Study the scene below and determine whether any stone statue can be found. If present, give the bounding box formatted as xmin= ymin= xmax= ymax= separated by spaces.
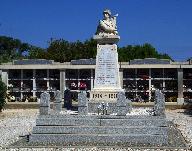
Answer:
xmin=96 ymin=9 xmax=118 ymax=36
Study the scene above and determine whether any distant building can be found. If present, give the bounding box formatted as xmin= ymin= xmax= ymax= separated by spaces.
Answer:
xmin=0 ymin=58 xmax=192 ymax=104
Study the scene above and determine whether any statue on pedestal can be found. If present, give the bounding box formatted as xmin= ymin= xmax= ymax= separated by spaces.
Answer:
xmin=96 ymin=9 xmax=118 ymax=36
xmin=90 ymin=9 xmax=122 ymax=106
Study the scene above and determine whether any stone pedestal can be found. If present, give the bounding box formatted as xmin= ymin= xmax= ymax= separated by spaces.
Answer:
xmin=90 ymin=35 xmax=123 ymax=103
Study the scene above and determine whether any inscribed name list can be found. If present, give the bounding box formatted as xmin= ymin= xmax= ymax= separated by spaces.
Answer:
xmin=95 ymin=45 xmax=119 ymax=88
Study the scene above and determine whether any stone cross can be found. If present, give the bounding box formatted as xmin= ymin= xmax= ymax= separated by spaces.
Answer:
xmin=154 ymin=90 xmax=165 ymax=116
xmin=40 ymin=92 xmax=50 ymax=115
xmin=116 ymin=91 xmax=132 ymax=116
xmin=53 ymin=91 xmax=62 ymax=114
xmin=78 ymin=92 xmax=88 ymax=115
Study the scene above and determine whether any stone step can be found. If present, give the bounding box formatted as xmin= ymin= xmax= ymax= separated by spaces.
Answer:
xmin=36 ymin=118 xmax=167 ymax=127
xmin=29 ymin=133 xmax=168 ymax=145
xmin=38 ymin=114 xmax=164 ymax=120
xmin=32 ymin=125 xmax=168 ymax=135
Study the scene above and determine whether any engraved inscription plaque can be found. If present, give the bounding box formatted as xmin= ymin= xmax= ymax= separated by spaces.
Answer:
xmin=94 ymin=44 xmax=121 ymax=90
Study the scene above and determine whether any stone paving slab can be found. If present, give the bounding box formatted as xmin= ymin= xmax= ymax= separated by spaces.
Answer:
xmin=39 ymin=114 xmax=165 ymax=119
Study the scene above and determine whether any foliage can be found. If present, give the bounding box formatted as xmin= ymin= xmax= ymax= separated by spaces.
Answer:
xmin=46 ymin=40 xmax=171 ymax=62
xmin=0 ymin=79 xmax=7 ymax=112
xmin=28 ymin=46 xmax=46 ymax=59
xmin=46 ymin=38 xmax=97 ymax=62
xmin=0 ymin=36 xmax=172 ymax=63
xmin=0 ymin=36 xmax=30 ymax=64
xmin=118 ymin=43 xmax=172 ymax=62
xmin=166 ymin=96 xmax=177 ymax=102
xmin=187 ymin=57 xmax=192 ymax=61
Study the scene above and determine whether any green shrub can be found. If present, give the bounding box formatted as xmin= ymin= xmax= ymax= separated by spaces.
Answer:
xmin=0 ymin=80 xmax=7 ymax=112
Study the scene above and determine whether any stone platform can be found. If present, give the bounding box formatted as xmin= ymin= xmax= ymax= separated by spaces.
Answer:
xmin=30 ymin=114 xmax=169 ymax=146
xmin=26 ymin=91 xmax=187 ymax=148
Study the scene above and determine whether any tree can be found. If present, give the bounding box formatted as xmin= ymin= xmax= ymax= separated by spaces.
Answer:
xmin=82 ymin=39 xmax=97 ymax=59
xmin=0 ymin=79 xmax=7 ymax=112
xmin=0 ymin=36 xmax=31 ymax=64
xmin=118 ymin=43 xmax=172 ymax=62
xmin=0 ymin=36 xmax=172 ymax=63
xmin=46 ymin=38 xmax=97 ymax=62
xmin=28 ymin=46 xmax=47 ymax=59
xmin=47 ymin=39 xmax=71 ymax=62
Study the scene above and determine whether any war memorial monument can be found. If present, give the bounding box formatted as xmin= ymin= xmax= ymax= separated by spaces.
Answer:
xmin=9 ymin=9 xmax=186 ymax=149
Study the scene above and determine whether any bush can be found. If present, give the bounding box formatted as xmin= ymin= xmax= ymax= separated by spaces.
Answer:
xmin=166 ymin=96 xmax=177 ymax=102
xmin=0 ymin=80 xmax=7 ymax=112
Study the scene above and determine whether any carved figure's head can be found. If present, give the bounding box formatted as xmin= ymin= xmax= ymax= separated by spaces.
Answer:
xmin=103 ymin=9 xmax=111 ymax=17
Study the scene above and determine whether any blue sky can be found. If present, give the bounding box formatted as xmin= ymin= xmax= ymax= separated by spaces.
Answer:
xmin=0 ymin=0 xmax=192 ymax=61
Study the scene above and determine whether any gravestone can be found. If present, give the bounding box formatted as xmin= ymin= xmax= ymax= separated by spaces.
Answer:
xmin=117 ymin=92 xmax=132 ymax=116
xmin=64 ymin=89 xmax=72 ymax=109
xmin=53 ymin=91 xmax=62 ymax=114
xmin=78 ymin=92 xmax=88 ymax=115
xmin=154 ymin=90 xmax=165 ymax=116
xmin=39 ymin=92 xmax=50 ymax=115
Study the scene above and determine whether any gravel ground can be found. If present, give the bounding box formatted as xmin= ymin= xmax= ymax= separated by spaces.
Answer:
xmin=166 ymin=109 xmax=192 ymax=148
xmin=0 ymin=109 xmax=38 ymax=150
xmin=0 ymin=108 xmax=191 ymax=151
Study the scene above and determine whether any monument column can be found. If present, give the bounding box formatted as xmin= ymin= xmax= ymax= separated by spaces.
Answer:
xmin=32 ymin=69 xmax=36 ymax=98
xmin=60 ymin=69 xmax=66 ymax=99
xmin=1 ymin=70 xmax=8 ymax=86
xmin=177 ymin=68 xmax=184 ymax=105
xmin=162 ymin=68 xmax=165 ymax=91
xmin=91 ymin=69 xmax=94 ymax=90
xmin=149 ymin=68 xmax=152 ymax=101
xmin=1 ymin=70 xmax=8 ymax=103
xmin=47 ymin=69 xmax=50 ymax=90
xmin=21 ymin=69 xmax=23 ymax=100
xmin=119 ymin=69 xmax=124 ymax=89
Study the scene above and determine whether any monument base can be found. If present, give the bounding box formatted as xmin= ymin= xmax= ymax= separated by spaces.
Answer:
xmin=28 ymin=114 xmax=187 ymax=148
xmin=89 ymin=90 xmax=131 ymax=114
xmin=90 ymin=89 xmax=124 ymax=102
